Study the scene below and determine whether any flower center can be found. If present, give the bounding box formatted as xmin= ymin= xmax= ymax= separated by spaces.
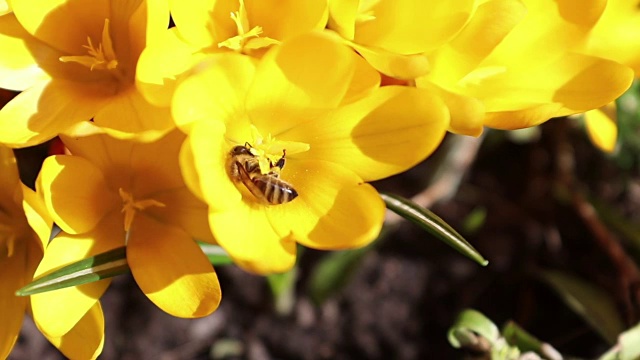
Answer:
xmin=119 ymin=188 xmax=165 ymax=233
xmin=217 ymin=0 xmax=280 ymax=53
xmin=244 ymin=125 xmax=309 ymax=174
xmin=59 ymin=19 xmax=124 ymax=80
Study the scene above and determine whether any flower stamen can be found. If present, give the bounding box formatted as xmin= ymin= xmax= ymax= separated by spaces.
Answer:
xmin=119 ymin=188 xmax=165 ymax=233
xmin=59 ymin=19 xmax=120 ymax=73
xmin=217 ymin=0 xmax=279 ymax=52
xmin=243 ymin=125 xmax=310 ymax=174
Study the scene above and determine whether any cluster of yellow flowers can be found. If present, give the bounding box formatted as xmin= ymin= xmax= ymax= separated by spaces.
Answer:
xmin=0 ymin=0 xmax=638 ymax=358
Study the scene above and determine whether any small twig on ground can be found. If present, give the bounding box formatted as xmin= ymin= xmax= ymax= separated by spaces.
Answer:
xmin=552 ymin=120 xmax=640 ymax=325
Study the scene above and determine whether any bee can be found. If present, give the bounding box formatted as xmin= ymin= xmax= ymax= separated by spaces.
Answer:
xmin=227 ymin=143 xmax=298 ymax=205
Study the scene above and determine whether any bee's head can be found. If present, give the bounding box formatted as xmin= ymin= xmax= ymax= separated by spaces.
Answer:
xmin=230 ymin=144 xmax=252 ymax=156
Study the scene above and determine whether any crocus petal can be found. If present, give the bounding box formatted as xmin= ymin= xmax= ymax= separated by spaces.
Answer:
xmin=354 ymin=0 xmax=475 ymax=54
xmin=11 ymin=0 xmax=109 ymax=54
xmin=0 ymin=13 xmax=49 ymax=91
xmin=60 ymin=127 xmax=186 ymax=196
xmin=38 ymin=155 xmax=119 ymax=234
xmin=584 ymin=103 xmax=617 ymax=153
xmin=127 ymin=215 xmax=221 ymax=318
xmin=247 ymin=32 xmax=360 ymax=135
xmin=136 ymin=28 xmax=198 ymax=107
xmin=172 ymin=53 xmax=256 ymax=131
xmin=21 ymin=184 xmax=53 ymax=249
xmin=327 ymin=0 xmax=358 ymax=40
xmin=0 ymin=79 xmax=111 ymax=147
xmin=279 ymin=86 xmax=449 ymax=182
xmin=169 ymin=0 xmax=221 ymax=48
xmin=417 ymin=82 xmax=485 ymax=137
xmin=580 ymin=0 xmax=640 ymax=75
xmin=181 ymin=120 xmax=242 ymax=211
xmin=0 ymin=240 xmax=36 ymax=359
xmin=484 ymin=0 xmax=606 ymax=69
xmin=93 ymin=87 xmax=175 ymax=142
xmin=127 ymin=0 xmax=170 ymax=57
xmin=31 ymin=216 xmax=122 ymax=338
xmin=425 ymin=0 xmax=527 ymax=86
xmin=0 ymin=0 xmax=10 ymax=15
xmin=349 ymin=41 xmax=430 ymax=79
xmin=268 ymin=159 xmax=384 ymax=250
xmin=480 ymin=54 xmax=633 ymax=129
xmin=145 ymin=187 xmax=214 ymax=244
xmin=209 ymin=203 xmax=297 ymax=274
xmin=246 ymin=0 xmax=328 ymax=40
xmin=43 ymin=303 xmax=105 ymax=360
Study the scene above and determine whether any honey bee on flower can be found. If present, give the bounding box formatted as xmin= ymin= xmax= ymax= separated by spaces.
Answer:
xmin=227 ymin=143 xmax=298 ymax=205
xmin=174 ymin=32 xmax=450 ymax=274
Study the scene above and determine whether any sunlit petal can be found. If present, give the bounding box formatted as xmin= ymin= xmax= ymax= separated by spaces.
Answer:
xmin=172 ymin=53 xmax=256 ymax=131
xmin=93 ymin=87 xmax=175 ymax=142
xmin=480 ymin=54 xmax=633 ymax=129
xmin=209 ymin=203 xmax=297 ymax=274
xmin=350 ymin=41 xmax=430 ymax=79
xmin=354 ymin=0 xmax=475 ymax=54
xmin=38 ymin=155 xmax=119 ymax=234
xmin=0 ymin=13 xmax=49 ymax=91
xmin=0 ymin=79 xmax=111 ymax=148
xmin=279 ymin=86 xmax=450 ymax=181
xmin=584 ymin=103 xmax=618 ymax=153
xmin=181 ymin=120 xmax=242 ymax=211
xmin=128 ymin=215 xmax=221 ymax=317
xmin=30 ymin=217 xmax=122 ymax=338
xmin=11 ymin=0 xmax=109 ymax=54
xmin=136 ymin=27 xmax=198 ymax=107
xmin=247 ymin=32 xmax=359 ymax=135
xmin=268 ymin=159 xmax=384 ymax=250
xmin=43 ymin=303 xmax=104 ymax=360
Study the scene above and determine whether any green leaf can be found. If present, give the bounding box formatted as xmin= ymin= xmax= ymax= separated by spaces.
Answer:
xmin=599 ymin=322 xmax=640 ymax=360
xmin=448 ymin=309 xmax=500 ymax=349
xmin=199 ymin=243 xmax=234 ymax=266
xmin=307 ymin=241 xmax=374 ymax=305
xmin=462 ymin=206 xmax=487 ymax=235
xmin=17 ymin=247 xmax=129 ymax=296
xmin=18 ymin=243 xmax=234 ymax=296
xmin=502 ymin=321 xmax=563 ymax=360
xmin=267 ymin=267 xmax=297 ymax=315
xmin=538 ymin=270 xmax=625 ymax=345
xmin=381 ymin=193 xmax=488 ymax=266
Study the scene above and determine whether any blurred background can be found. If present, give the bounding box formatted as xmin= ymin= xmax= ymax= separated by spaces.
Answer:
xmin=7 ymin=82 xmax=640 ymax=359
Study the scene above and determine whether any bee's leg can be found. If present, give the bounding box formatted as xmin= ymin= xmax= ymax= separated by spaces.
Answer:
xmin=274 ymin=150 xmax=286 ymax=170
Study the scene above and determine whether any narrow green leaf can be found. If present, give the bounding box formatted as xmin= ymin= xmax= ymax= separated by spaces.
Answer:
xmin=381 ymin=193 xmax=488 ymax=266
xmin=267 ymin=267 xmax=297 ymax=315
xmin=448 ymin=309 xmax=500 ymax=349
xmin=199 ymin=243 xmax=234 ymax=266
xmin=502 ymin=321 xmax=543 ymax=352
xmin=307 ymin=242 xmax=374 ymax=305
xmin=502 ymin=321 xmax=562 ymax=360
xmin=17 ymin=247 xmax=129 ymax=296
xmin=538 ymin=270 xmax=625 ymax=345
